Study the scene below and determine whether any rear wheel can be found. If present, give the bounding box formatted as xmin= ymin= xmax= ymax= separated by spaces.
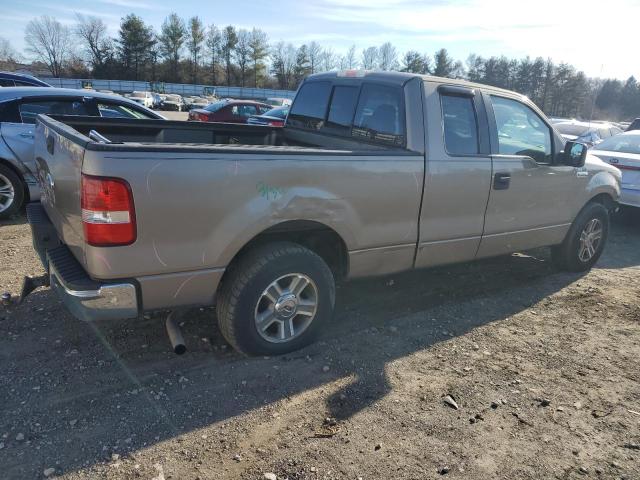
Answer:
xmin=0 ymin=164 xmax=24 ymax=220
xmin=551 ymin=202 xmax=609 ymax=272
xmin=217 ymin=242 xmax=335 ymax=356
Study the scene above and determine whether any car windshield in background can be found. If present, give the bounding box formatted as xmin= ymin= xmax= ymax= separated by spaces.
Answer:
xmin=593 ymin=134 xmax=640 ymax=154
xmin=204 ymin=101 xmax=227 ymax=112
xmin=264 ymin=107 xmax=288 ymax=118
xmin=165 ymin=95 xmax=181 ymax=102
xmin=555 ymin=123 xmax=589 ymax=136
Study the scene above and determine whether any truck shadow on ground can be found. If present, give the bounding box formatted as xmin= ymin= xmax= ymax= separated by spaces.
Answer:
xmin=2 ymin=222 xmax=639 ymax=478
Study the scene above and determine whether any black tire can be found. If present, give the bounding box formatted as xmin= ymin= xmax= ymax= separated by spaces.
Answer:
xmin=0 ymin=163 xmax=25 ymax=220
xmin=551 ymin=202 xmax=609 ymax=272
xmin=217 ymin=241 xmax=336 ymax=356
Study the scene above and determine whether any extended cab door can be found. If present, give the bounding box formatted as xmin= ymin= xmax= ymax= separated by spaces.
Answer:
xmin=414 ymin=83 xmax=493 ymax=268
xmin=476 ymin=93 xmax=578 ymax=258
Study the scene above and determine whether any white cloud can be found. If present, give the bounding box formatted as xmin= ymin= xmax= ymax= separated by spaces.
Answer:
xmin=302 ymin=0 xmax=640 ymax=78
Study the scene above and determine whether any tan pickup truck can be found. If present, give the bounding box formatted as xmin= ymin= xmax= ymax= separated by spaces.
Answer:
xmin=26 ymin=71 xmax=621 ymax=355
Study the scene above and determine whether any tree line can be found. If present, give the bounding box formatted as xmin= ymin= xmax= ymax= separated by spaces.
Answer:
xmin=1 ymin=14 xmax=638 ymax=121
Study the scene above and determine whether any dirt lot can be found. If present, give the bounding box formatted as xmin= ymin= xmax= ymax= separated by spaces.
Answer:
xmin=0 ymin=212 xmax=639 ymax=480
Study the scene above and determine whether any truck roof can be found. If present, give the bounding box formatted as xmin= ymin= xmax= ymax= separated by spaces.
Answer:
xmin=306 ymin=70 xmax=525 ymax=100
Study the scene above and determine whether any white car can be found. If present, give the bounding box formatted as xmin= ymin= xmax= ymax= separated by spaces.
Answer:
xmin=127 ymin=91 xmax=154 ymax=109
xmin=591 ymin=131 xmax=640 ymax=208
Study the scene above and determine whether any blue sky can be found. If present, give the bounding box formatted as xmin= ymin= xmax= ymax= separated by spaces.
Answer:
xmin=1 ymin=0 xmax=637 ymax=80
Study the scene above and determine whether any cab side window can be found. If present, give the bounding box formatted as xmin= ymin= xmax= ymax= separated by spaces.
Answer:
xmin=490 ymin=96 xmax=552 ymax=163
xmin=440 ymin=94 xmax=479 ymax=155
xmin=352 ymin=83 xmax=405 ymax=146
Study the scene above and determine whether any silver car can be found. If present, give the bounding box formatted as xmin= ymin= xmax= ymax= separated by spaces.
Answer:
xmin=0 ymin=87 xmax=163 ymax=218
xmin=555 ymin=120 xmax=623 ymax=147
xmin=591 ymin=131 xmax=640 ymax=208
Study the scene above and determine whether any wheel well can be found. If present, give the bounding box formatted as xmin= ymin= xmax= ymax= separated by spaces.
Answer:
xmin=228 ymin=220 xmax=349 ymax=280
xmin=0 ymin=158 xmax=28 ymax=198
xmin=589 ymin=193 xmax=616 ymax=212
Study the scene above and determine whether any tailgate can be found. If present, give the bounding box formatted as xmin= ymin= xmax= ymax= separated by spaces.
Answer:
xmin=34 ymin=115 xmax=89 ymax=266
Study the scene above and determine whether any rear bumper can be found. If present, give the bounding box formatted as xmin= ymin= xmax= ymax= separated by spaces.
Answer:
xmin=27 ymin=203 xmax=139 ymax=321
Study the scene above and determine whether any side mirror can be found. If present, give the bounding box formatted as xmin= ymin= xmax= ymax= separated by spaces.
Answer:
xmin=562 ymin=141 xmax=587 ymax=167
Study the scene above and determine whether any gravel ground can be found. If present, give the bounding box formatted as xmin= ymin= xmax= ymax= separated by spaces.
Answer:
xmin=0 ymin=211 xmax=639 ymax=480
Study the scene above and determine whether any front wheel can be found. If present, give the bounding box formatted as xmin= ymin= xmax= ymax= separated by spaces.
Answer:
xmin=217 ymin=242 xmax=335 ymax=356
xmin=551 ymin=202 xmax=609 ymax=272
xmin=0 ymin=164 xmax=25 ymax=220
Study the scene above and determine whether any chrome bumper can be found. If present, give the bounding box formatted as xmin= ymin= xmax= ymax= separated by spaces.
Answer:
xmin=48 ymin=260 xmax=139 ymax=322
xmin=27 ymin=203 xmax=139 ymax=322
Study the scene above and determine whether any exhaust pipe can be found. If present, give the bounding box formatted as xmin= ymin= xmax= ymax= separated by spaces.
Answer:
xmin=165 ymin=313 xmax=186 ymax=355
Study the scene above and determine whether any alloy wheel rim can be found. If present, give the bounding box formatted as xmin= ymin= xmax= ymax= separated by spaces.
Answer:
xmin=254 ymin=273 xmax=318 ymax=343
xmin=0 ymin=173 xmax=15 ymax=213
xmin=578 ymin=218 xmax=603 ymax=262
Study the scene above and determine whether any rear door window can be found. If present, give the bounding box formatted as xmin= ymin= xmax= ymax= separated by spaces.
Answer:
xmin=288 ymin=81 xmax=331 ymax=130
xmin=0 ymin=79 xmax=15 ymax=87
xmin=326 ymin=86 xmax=359 ymax=133
xmin=440 ymin=94 xmax=479 ymax=155
xmin=352 ymin=84 xmax=405 ymax=146
xmin=18 ymin=99 xmax=89 ymax=124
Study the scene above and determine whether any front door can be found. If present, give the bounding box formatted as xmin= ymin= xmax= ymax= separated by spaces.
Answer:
xmin=415 ymin=83 xmax=493 ymax=268
xmin=477 ymin=94 xmax=578 ymax=258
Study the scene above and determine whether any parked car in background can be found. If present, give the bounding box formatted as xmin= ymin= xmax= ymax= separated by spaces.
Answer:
xmin=554 ymin=120 xmax=622 ymax=147
xmin=626 ymin=118 xmax=640 ymax=131
xmin=160 ymin=94 xmax=186 ymax=111
xmin=247 ymin=106 xmax=289 ymax=127
xmin=127 ymin=91 xmax=155 ymax=109
xmin=549 ymin=117 xmax=572 ymax=124
xmin=265 ymin=97 xmax=293 ymax=107
xmin=185 ymin=96 xmax=209 ymax=110
xmin=188 ymin=99 xmax=271 ymax=123
xmin=151 ymin=92 xmax=163 ymax=109
xmin=28 ymin=71 xmax=620 ymax=356
xmin=0 ymin=87 xmax=163 ymax=218
xmin=0 ymin=72 xmax=51 ymax=88
xmin=591 ymin=131 xmax=640 ymax=208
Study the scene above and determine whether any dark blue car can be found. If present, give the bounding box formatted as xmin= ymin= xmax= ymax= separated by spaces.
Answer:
xmin=0 ymin=72 xmax=51 ymax=88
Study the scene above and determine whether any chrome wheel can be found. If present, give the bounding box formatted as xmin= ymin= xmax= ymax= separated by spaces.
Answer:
xmin=0 ymin=173 xmax=15 ymax=213
xmin=254 ymin=273 xmax=318 ymax=343
xmin=578 ymin=218 xmax=603 ymax=262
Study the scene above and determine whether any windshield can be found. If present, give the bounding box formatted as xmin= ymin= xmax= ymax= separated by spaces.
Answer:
xmin=165 ymin=95 xmax=181 ymax=102
xmin=555 ymin=123 xmax=589 ymax=136
xmin=593 ymin=134 xmax=640 ymax=154
xmin=204 ymin=101 xmax=227 ymax=112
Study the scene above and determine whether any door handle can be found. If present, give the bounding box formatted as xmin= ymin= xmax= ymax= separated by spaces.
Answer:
xmin=19 ymin=132 xmax=34 ymax=138
xmin=493 ymin=172 xmax=511 ymax=190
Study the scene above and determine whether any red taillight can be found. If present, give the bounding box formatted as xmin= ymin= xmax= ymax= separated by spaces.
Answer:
xmin=267 ymin=120 xmax=284 ymax=127
xmin=190 ymin=112 xmax=209 ymax=122
xmin=81 ymin=174 xmax=136 ymax=246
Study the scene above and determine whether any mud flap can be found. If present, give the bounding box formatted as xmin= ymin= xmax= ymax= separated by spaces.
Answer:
xmin=19 ymin=274 xmax=50 ymax=304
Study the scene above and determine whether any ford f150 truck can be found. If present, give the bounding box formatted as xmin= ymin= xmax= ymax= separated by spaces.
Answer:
xmin=26 ymin=71 xmax=621 ymax=356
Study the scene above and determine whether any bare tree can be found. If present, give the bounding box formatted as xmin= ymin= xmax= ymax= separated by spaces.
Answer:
xmin=205 ymin=25 xmax=221 ymax=85
xmin=186 ymin=16 xmax=205 ymax=83
xmin=319 ymin=48 xmax=336 ymax=72
xmin=307 ymin=41 xmax=322 ymax=74
xmin=221 ymin=25 xmax=238 ymax=86
xmin=248 ymin=28 xmax=268 ymax=87
xmin=235 ymin=29 xmax=250 ymax=87
xmin=0 ymin=37 xmax=18 ymax=61
xmin=75 ymin=15 xmax=111 ymax=74
xmin=345 ymin=44 xmax=357 ymax=69
xmin=270 ymin=41 xmax=296 ymax=89
xmin=361 ymin=46 xmax=378 ymax=70
xmin=25 ymin=16 xmax=72 ymax=77
xmin=378 ymin=42 xmax=398 ymax=71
